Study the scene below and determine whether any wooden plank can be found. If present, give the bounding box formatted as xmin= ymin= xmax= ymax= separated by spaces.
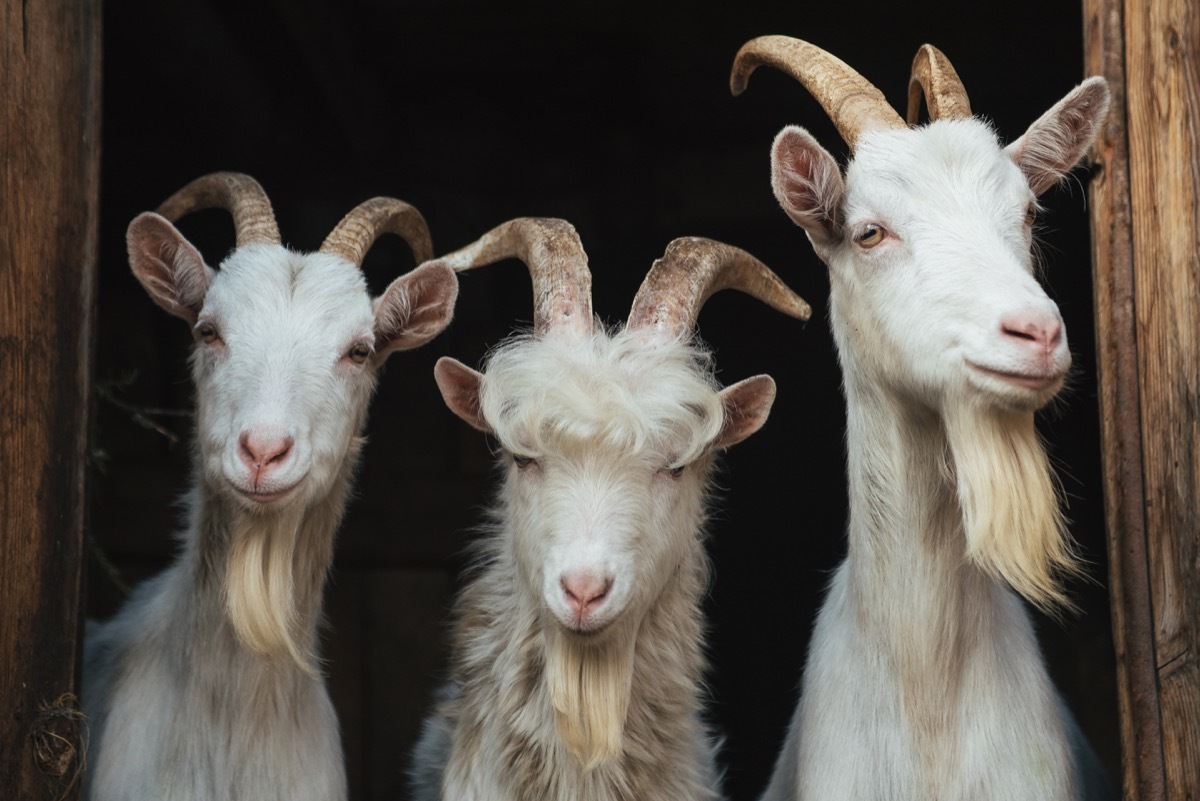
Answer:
xmin=1124 ymin=0 xmax=1200 ymax=795
xmin=0 ymin=1 xmax=101 ymax=799
xmin=1087 ymin=0 xmax=1200 ymax=795
xmin=1081 ymin=4 xmax=1167 ymax=798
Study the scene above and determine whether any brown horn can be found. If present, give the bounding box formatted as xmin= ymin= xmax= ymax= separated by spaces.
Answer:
xmin=731 ymin=35 xmax=906 ymax=150
xmin=439 ymin=217 xmax=592 ymax=337
xmin=627 ymin=237 xmax=811 ymax=336
xmin=907 ymin=44 xmax=972 ymax=125
xmin=156 ymin=172 xmax=280 ymax=247
xmin=320 ymin=197 xmax=434 ymax=268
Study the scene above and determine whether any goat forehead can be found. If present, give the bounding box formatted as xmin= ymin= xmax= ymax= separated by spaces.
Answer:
xmin=205 ymin=247 xmax=375 ymax=343
xmin=849 ymin=122 xmax=1029 ymax=220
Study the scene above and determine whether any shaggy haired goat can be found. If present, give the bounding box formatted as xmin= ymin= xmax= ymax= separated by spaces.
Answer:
xmin=82 ymin=172 xmax=457 ymax=801
xmin=730 ymin=38 xmax=1112 ymax=801
xmin=409 ymin=218 xmax=810 ymax=801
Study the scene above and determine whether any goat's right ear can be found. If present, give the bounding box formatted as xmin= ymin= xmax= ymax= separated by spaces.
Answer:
xmin=127 ymin=212 xmax=213 ymax=324
xmin=373 ymin=261 xmax=459 ymax=359
xmin=434 ymin=357 xmax=492 ymax=433
xmin=770 ymin=126 xmax=844 ymax=246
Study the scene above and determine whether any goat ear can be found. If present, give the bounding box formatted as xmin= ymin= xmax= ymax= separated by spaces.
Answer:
xmin=713 ymin=374 xmax=776 ymax=450
xmin=1005 ymin=77 xmax=1111 ymax=197
xmin=373 ymin=261 xmax=459 ymax=359
xmin=127 ymin=212 xmax=213 ymax=324
xmin=434 ymin=357 xmax=491 ymax=433
xmin=771 ymin=126 xmax=845 ymax=246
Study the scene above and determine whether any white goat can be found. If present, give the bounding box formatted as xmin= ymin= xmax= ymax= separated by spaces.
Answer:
xmin=82 ymin=172 xmax=458 ymax=801
xmin=408 ymin=218 xmax=810 ymax=801
xmin=731 ymin=38 xmax=1113 ymax=801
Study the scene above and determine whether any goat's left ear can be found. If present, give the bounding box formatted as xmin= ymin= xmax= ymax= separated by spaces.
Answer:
xmin=1005 ymin=77 xmax=1111 ymax=196
xmin=372 ymin=260 xmax=458 ymax=359
xmin=713 ymin=375 xmax=776 ymax=450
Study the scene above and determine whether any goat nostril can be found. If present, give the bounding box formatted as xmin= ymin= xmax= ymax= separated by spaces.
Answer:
xmin=560 ymin=574 xmax=613 ymax=614
xmin=1000 ymin=314 xmax=1062 ymax=350
xmin=239 ymin=431 xmax=294 ymax=469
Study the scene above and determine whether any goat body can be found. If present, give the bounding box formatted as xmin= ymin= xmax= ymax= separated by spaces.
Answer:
xmin=82 ymin=176 xmax=457 ymax=801
xmin=731 ymin=40 xmax=1113 ymax=801
xmin=410 ymin=223 xmax=806 ymax=801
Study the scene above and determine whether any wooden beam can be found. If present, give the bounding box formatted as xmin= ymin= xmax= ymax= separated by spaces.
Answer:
xmin=1085 ymin=0 xmax=1199 ymax=796
xmin=0 ymin=1 xmax=101 ymax=799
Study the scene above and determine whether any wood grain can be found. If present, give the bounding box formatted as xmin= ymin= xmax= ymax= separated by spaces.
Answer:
xmin=1125 ymin=0 xmax=1200 ymax=795
xmin=1087 ymin=0 xmax=1200 ymax=796
xmin=0 ymin=1 xmax=101 ymax=799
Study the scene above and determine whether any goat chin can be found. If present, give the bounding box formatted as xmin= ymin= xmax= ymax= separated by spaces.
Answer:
xmin=943 ymin=401 xmax=1082 ymax=612
xmin=544 ymin=625 xmax=637 ymax=772
xmin=225 ymin=511 xmax=319 ymax=676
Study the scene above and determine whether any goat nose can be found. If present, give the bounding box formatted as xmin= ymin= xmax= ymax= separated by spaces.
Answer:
xmin=238 ymin=429 xmax=294 ymax=472
xmin=560 ymin=572 xmax=613 ymax=619
xmin=999 ymin=310 xmax=1063 ymax=354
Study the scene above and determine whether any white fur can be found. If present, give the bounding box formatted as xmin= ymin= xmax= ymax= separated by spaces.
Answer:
xmin=761 ymin=79 xmax=1111 ymax=800
xmin=83 ymin=241 xmax=450 ymax=801
xmin=411 ymin=328 xmax=742 ymax=801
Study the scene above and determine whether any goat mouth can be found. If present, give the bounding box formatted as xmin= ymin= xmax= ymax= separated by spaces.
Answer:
xmin=967 ymin=362 xmax=1065 ymax=392
xmin=228 ymin=480 xmax=301 ymax=506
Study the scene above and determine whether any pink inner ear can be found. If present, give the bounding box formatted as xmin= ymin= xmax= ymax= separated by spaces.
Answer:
xmin=127 ymin=213 xmax=210 ymax=323
xmin=433 ymin=357 xmax=491 ymax=433
xmin=714 ymin=375 xmax=776 ymax=450
xmin=374 ymin=262 xmax=458 ymax=356
xmin=770 ymin=127 xmax=844 ymax=242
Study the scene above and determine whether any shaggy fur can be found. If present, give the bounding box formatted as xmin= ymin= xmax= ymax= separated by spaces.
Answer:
xmin=412 ymin=328 xmax=771 ymax=801
xmin=83 ymin=231 xmax=456 ymax=801
xmin=756 ymin=70 xmax=1112 ymax=800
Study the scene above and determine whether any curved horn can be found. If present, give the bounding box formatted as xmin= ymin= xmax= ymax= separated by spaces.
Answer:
xmin=627 ymin=237 xmax=811 ymax=336
xmin=156 ymin=172 xmax=280 ymax=247
xmin=907 ymin=44 xmax=972 ymax=125
xmin=320 ymin=197 xmax=434 ymax=268
xmin=440 ymin=217 xmax=592 ymax=337
xmin=731 ymin=35 xmax=906 ymax=150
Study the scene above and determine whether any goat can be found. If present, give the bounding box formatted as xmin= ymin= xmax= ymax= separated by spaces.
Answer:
xmin=730 ymin=38 xmax=1113 ymax=801
xmin=408 ymin=218 xmax=810 ymax=801
xmin=81 ymin=172 xmax=458 ymax=801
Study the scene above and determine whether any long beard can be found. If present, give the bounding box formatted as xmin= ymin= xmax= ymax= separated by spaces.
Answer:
xmin=544 ymin=626 xmax=636 ymax=773
xmin=225 ymin=511 xmax=320 ymax=676
xmin=943 ymin=402 xmax=1082 ymax=612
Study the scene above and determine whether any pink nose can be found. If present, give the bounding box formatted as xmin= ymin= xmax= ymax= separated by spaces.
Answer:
xmin=238 ymin=429 xmax=294 ymax=477
xmin=561 ymin=572 xmax=613 ymax=621
xmin=1000 ymin=310 xmax=1063 ymax=354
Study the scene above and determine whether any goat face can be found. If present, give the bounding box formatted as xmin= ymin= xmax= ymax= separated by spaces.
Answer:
xmin=770 ymin=78 xmax=1109 ymax=414
xmin=128 ymin=219 xmax=458 ymax=513
xmin=436 ymin=332 xmax=775 ymax=637
xmin=189 ymin=247 xmax=380 ymax=509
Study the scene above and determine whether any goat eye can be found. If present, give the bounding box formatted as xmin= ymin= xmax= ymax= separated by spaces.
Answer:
xmin=347 ymin=342 xmax=372 ymax=364
xmin=856 ymin=225 xmax=885 ymax=248
xmin=195 ymin=321 xmax=220 ymax=344
xmin=512 ymin=454 xmax=536 ymax=469
xmin=667 ymin=465 xmax=685 ymax=478
xmin=1024 ymin=205 xmax=1038 ymax=226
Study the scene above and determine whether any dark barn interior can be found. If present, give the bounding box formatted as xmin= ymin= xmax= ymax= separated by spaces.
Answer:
xmin=89 ymin=2 xmax=1119 ymax=798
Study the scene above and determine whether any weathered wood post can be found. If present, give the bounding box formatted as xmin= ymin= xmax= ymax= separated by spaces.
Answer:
xmin=1084 ymin=0 xmax=1199 ymax=798
xmin=0 ymin=1 xmax=101 ymax=798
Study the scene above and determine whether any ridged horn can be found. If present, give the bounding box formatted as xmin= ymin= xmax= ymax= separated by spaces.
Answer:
xmin=731 ymin=35 xmax=906 ymax=150
xmin=627 ymin=237 xmax=811 ymax=336
xmin=156 ymin=172 xmax=280 ymax=247
xmin=907 ymin=44 xmax=972 ymax=125
xmin=439 ymin=218 xmax=592 ymax=337
xmin=320 ymin=197 xmax=434 ymax=268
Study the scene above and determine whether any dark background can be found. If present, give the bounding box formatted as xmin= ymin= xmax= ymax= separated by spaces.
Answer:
xmin=88 ymin=2 xmax=1118 ymax=799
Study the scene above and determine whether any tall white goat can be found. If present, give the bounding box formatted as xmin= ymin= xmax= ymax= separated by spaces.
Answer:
xmin=731 ymin=38 xmax=1113 ymax=801
xmin=82 ymin=172 xmax=458 ymax=801
xmin=408 ymin=218 xmax=810 ymax=801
